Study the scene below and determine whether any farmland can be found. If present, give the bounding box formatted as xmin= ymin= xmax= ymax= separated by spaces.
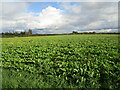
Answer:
xmin=1 ymin=34 xmax=120 ymax=88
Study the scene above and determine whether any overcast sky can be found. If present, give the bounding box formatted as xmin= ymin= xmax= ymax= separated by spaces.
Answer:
xmin=1 ymin=2 xmax=118 ymax=33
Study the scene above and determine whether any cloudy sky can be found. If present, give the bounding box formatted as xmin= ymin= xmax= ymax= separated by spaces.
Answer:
xmin=1 ymin=2 xmax=118 ymax=34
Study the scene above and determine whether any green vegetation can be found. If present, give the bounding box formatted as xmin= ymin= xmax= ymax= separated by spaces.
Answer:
xmin=1 ymin=29 xmax=32 ymax=37
xmin=1 ymin=34 xmax=120 ymax=88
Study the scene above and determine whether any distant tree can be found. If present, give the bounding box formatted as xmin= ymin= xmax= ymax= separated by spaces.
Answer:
xmin=25 ymin=31 xmax=29 ymax=37
xmin=28 ymin=29 xmax=32 ymax=35
xmin=83 ymin=32 xmax=88 ymax=34
xmin=20 ymin=32 xmax=25 ymax=37
xmin=93 ymin=31 xmax=96 ymax=34
xmin=14 ymin=32 xmax=19 ymax=36
xmin=72 ymin=31 xmax=78 ymax=34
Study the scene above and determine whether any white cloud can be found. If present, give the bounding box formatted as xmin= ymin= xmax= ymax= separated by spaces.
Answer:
xmin=38 ymin=6 xmax=63 ymax=28
xmin=1 ymin=2 xmax=118 ymax=33
xmin=15 ymin=29 xmax=24 ymax=32
xmin=2 ymin=2 xmax=29 ymax=20
xmin=59 ymin=2 xmax=118 ymax=32
xmin=95 ymin=29 xmax=118 ymax=33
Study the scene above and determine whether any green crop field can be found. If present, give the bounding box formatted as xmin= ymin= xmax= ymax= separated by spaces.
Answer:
xmin=1 ymin=34 xmax=120 ymax=88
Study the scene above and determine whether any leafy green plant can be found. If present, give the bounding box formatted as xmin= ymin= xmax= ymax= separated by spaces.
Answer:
xmin=2 ymin=34 xmax=120 ymax=88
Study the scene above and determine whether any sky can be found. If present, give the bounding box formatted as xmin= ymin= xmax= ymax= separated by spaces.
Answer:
xmin=1 ymin=2 xmax=119 ymax=34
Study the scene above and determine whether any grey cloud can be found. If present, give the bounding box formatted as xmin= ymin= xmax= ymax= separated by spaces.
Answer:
xmin=2 ymin=2 xmax=29 ymax=20
xmin=59 ymin=2 xmax=118 ymax=32
xmin=1 ymin=2 xmax=118 ymax=33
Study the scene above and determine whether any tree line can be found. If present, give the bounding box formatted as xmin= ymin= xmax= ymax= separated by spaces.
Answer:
xmin=0 ymin=30 xmax=119 ymax=38
xmin=1 ymin=29 xmax=32 ymax=37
